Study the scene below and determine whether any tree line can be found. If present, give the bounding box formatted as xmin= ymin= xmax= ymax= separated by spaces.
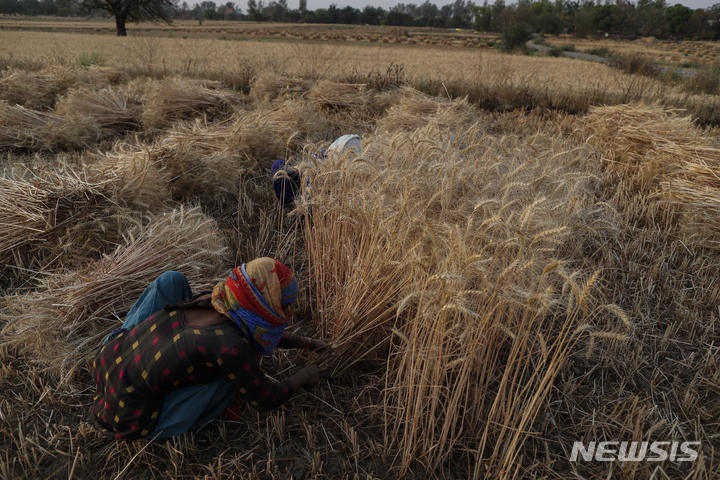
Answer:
xmin=2 ymin=0 xmax=719 ymax=41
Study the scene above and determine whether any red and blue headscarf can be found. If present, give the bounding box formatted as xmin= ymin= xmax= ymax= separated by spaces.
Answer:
xmin=211 ymin=258 xmax=298 ymax=356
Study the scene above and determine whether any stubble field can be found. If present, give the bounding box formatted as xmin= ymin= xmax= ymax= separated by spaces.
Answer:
xmin=0 ymin=24 xmax=719 ymax=480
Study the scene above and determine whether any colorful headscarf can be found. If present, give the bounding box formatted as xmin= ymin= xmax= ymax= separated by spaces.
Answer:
xmin=212 ymin=257 xmax=299 ymax=356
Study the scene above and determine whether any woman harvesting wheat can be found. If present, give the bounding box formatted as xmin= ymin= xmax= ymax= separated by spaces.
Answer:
xmin=92 ymin=257 xmax=332 ymax=440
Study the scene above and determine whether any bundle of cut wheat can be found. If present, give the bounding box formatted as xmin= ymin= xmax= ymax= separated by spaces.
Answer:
xmin=583 ymin=103 xmax=719 ymax=186
xmin=141 ymin=78 xmax=242 ymax=130
xmin=96 ymin=106 xmax=301 ymax=202
xmin=375 ymin=86 xmax=433 ymax=114
xmin=309 ymin=81 xmax=372 ymax=110
xmin=82 ymin=65 xmax=129 ymax=86
xmin=376 ymin=89 xmax=476 ymax=133
xmin=0 ymin=205 xmax=229 ymax=383
xmin=86 ymin=142 xmax=170 ymax=212
xmin=662 ymin=163 xmax=720 ymax=246
xmin=150 ymin=119 xmax=251 ymax=199
xmin=300 ymin=125 xmax=624 ymax=477
xmin=251 ymin=73 xmax=312 ymax=100
xmin=56 ymin=85 xmax=142 ymax=130
xmin=0 ymin=101 xmax=99 ymax=150
xmin=227 ymin=109 xmax=297 ymax=167
xmin=0 ymin=66 xmax=81 ymax=109
xmin=0 ymin=163 xmax=164 ymax=273
xmin=256 ymin=98 xmax=335 ymax=146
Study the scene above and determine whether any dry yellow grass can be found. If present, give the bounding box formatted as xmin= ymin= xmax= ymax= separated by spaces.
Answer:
xmin=55 ymin=84 xmax=142 ymax=130
xmin=584 ymin=102 xmax=720 ymax=247
xmin=0 ymin=31 xmax=683 ymax=99
xmin=0 ymin=29 xmax=719 ymax=480
xmin=3 ymin=31 xmax=719 ymax=124
xmin=0 ymin=101 xmax=99 ymax=149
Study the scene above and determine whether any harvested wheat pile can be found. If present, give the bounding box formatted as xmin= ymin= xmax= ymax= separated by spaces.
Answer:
xmin=585 ymin=102 xmax=720 ymax=245
xmin=0 ymin=101 xmax=99 ymax=150
xmin=82 ymin=65 xmax=129 ymax=85
xmin=141 ymin=78 xmax=242 ymax=130
xmin=376 ymin=88 xmax=476 ymax=133
xmin=375 ymin=86 xmax=433 ymax=113
xmin=227 ymin=108 xmax=298 ymax=167
xmin=0 ymin=66 xmax=127 ymax=110
xmin=300 ymin=124 xmax=626 ymax=476
xmin=583 ymin=102 xmax=720 ymax=187
xmin=251 ymin=73 xmax=312 ymax=100
xmin=0 ymin=66 xmax=81 ymax=109
xmin=662 ymin=163 xmax=720 ymax=246
xmin=151 ymin=119 xmax=253 ymax=199
xmin=56 ymin=85 xmax=142 ymax=130
xmin=0 ymin=160 xmax=166 ymax=274
xmin=99 ymin=107 xmax=299 ymax=201
xmin=0 ymin=205 xmax=229 ymax=383
xmin=310 ymin=81 xmax=373 ymax=110
xmin=256 ymin=98 xmax=336 ymax=146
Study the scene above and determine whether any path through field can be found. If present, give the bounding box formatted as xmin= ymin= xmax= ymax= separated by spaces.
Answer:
xmin=527 ymin=37 xmax=700 ymax=77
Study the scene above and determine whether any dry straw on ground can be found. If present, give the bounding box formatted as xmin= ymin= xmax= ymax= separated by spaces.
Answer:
xmin=585 ymin=102 xmax=720 ymax=246
xmin=0 ymin=65 xmax=128 ymax=110
xmin=0 ymin=53 xmax=719 ymax=479
xmin=310 ymin=81 xmax=373 ymax=111
xmin=375 ymin=86 xmax=476 ymax=133
xmin=251 ymin=73 xmax=312 ymax=100
xmin=141 ymin=78 xmax=242 ymax=130
xmin=0 ymin=101 xmax=99 ymax=150
xmin=1 ymin=205 xmax=229 ymax=383
xmin=55 ymin=85 xmax=142 ymax=130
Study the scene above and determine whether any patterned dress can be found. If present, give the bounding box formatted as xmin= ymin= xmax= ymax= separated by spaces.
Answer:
xmin=92 ymin=308 xmax=294 ymax=439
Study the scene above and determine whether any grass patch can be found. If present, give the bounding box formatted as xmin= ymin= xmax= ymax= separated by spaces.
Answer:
xmin=586 ymin=47 xmax=613 ymax=58
xmin=78 ymin=51 xmax=104 ymax=68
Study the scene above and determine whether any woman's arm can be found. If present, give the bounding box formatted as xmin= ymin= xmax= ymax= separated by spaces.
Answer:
xmin=219 ymin=342 xmax=323 ymax=413
xmin=278 ymin=332 xmax=336 ymax=356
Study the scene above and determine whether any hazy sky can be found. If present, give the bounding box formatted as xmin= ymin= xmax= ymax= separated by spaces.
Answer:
xmin=296 ymin=0 xmax=715 ymax=11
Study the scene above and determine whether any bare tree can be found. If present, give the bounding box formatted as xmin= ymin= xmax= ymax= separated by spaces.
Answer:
xmin=64 ymin=0 xmax=177 ymax=36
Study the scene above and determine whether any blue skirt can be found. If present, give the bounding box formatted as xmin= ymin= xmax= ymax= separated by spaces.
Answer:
xmin=115 ymin=271 xmax=236 ymax=440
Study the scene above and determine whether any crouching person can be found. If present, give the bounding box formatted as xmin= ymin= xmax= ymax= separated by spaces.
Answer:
xmin=92 ymin=258 xmax=331 ymax=440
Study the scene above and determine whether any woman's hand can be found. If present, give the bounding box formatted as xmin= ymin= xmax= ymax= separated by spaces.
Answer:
xmin=300 ymin=365 xmax=323 ymax=387
xmin=288 ymin=364 xmax=323 ymax=392
xmin=308 ymin=338 xmax=336 ymax=356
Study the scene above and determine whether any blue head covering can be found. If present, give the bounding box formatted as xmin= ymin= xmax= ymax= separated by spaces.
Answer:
xmin=271 ymin=160 xmax=302 ymax=208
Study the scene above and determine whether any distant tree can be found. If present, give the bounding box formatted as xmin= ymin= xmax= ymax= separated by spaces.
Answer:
xmin=683 ymin=7 xmax=711 ymax=39
xmin=327 ymin=3 xmax=339 ymax=23
xmin=62 ymin=0 xmax=176 ymax=35
xmin=359 ymin=5 xmax=383 ymax=24
xmin=419 ymin=0 xmax=438 ymax=22
xmin=536 ymin=12 xmax=563 ymax=34
xmin=665 ymin=3 xmax=693 ymax=37
xmin=339 ymin=5 xmax=359 ymax=24
xmin=502 ymin=20 xmax=532 ymax=50
xmin=298 ymin=0 xmax=305 ymax=15
xmin=198 ymin=0 xmax=217 ymax=19
xmin=247 ymin=0 xmax=262 ymax=20
xmin=573 ymin=7 xmax=594 ymax=37
xmin=637 ymin=0 xmax=667 ymax=37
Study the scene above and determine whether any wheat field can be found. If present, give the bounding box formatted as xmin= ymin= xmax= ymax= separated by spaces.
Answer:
xmin=0 ymin=28 xmax=719 ymax=480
